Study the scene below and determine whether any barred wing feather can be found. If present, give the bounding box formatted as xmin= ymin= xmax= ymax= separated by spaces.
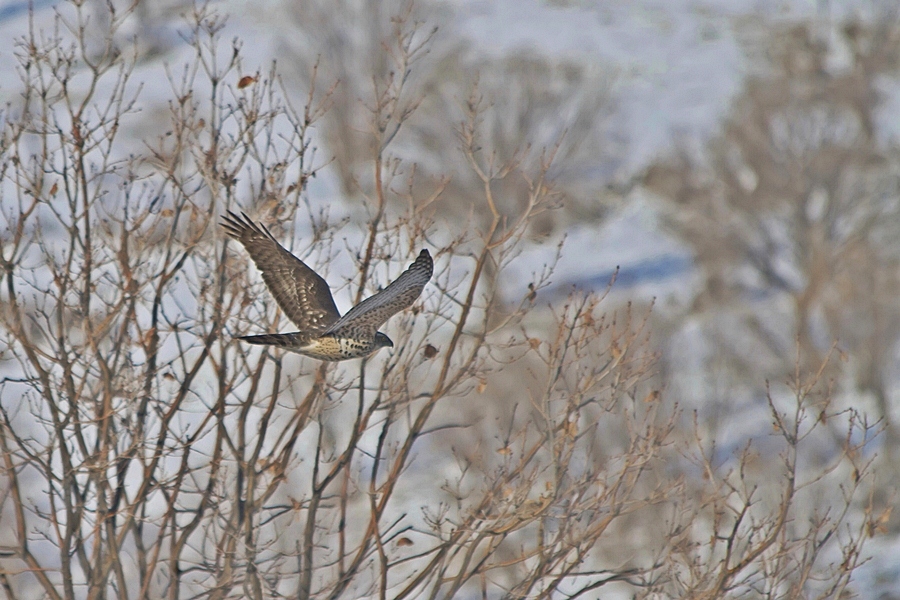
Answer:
xmin=324 ymin=249 xmax=432 ymax=336
xmin=221 ymin=211 xmax=340 ymax=334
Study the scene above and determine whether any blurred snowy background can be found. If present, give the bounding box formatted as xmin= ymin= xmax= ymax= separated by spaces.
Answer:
xmin=1 ymin=0 xmax=899 ymax=596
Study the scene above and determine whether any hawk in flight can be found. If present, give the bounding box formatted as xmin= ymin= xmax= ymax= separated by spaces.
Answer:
xmin=222 ymin=211 xmax=433 ymax=361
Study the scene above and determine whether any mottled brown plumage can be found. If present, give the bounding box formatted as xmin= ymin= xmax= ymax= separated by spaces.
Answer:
xmin=222 ymin=211 xmax=432 ymax=361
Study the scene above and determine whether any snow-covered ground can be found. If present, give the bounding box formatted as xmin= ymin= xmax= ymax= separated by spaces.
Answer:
xmin=0 ymin=0 xmax=864 ymax=301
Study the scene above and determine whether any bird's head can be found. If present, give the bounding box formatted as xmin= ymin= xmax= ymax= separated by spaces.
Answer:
xmin=374 ymin=332 xmax=394 ymax=351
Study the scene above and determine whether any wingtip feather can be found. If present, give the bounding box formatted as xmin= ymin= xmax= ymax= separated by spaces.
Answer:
xmin=416 ymin=248 xmax=433 ymax=273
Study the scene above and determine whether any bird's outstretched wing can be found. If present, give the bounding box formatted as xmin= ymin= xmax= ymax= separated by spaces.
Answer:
xmin=221 ymin=211 xmax=340 ymax=334
xmin=324 ymin=249 xmax=433 ymax=337
xmin=238 ymin=332 xmax=307 ymax=348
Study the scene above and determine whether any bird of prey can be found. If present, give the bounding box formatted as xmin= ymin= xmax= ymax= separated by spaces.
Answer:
xmin=221 ymin=211 xmax=432 ymax=361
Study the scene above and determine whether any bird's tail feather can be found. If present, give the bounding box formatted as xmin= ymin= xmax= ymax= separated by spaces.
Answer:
xmin=238 ymin=332 xmax=307 ymax=348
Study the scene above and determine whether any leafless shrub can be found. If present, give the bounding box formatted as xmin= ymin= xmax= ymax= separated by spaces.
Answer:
xmin=0 ymin=2 xmax=878 ymax=599
xmin=280 ymin=0 xmax=615 ymax=236
xmin=644 ymin=13 xmax=900 ymax=500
